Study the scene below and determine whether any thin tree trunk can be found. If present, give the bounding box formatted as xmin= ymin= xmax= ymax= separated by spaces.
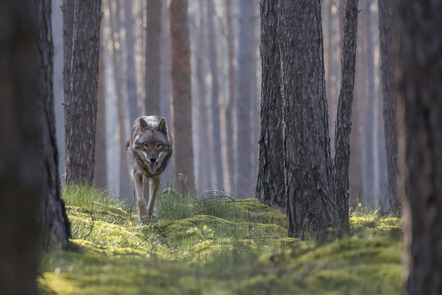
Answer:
xmin=64 ymin=0 xmax=102 ymax=185
xmin=207 ymin=0 xmax=224 ymax=190
xmin=256 ymin=0 xmax=285 ymax=208
xmin=94 ymin=13 xmax=108 ymax=190
xmin=279 ymin=0 xmax=338 ymax=241
xmin=125 ymin=0 xmax=139 ymax=123
xmin=145 ymin=0 xmax=162 ymax=116
xmin=236 ymin=0 xmax=256 ymax=198
xmin=225 ymin=0 xmax=236 ymax=196
xmin=169 ymin=0 xmax=195 ymax=194
xmin=196 ymin=1 xmax=213 ymax=192
xmin=378 ymin=0 xmax=399 ymax=214
xmin=396 ymin=1 xmax=442 ymax=294
xmin=110 ymin=0 xmax=131 ymax=198
xmin=333 ymin=0 xmax=359 ymax=233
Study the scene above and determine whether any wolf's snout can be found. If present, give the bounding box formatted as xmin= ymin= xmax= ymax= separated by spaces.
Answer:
xmin=150 ymin=157 xmax=157 ymax=163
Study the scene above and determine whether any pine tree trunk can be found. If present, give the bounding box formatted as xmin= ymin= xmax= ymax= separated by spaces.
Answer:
xmin=207 ymin=0 xmax=224 ymax=190
xmin=236 ymin=0 xmax=256 ymax=197
xmin=396 ymin=1 xmax=442 ymax=294
xmin=145 ymin=0 xmax=162 ymax=116
xmin=125 ymin=0 xmax=139 ymax=123
xmin=169 ymin=0 xmax=195 ymax=194
xmin=0 ymin=3 xmax=41 ymax=293
xmin=279 ymin=0 xmax=338 ymax=240
xmin=94 ymin=16 xmax=108 ymax=190
xmin=333 ymin=0 xmax=359 ymax=233
xmin=378 ymin=0 xmax=399 ymax=214
xmin=225 ymin=0 xmax=236 ymax=196
xmin=64 ymin=0 xmax=102 ymax=185
xmin=196 ymin=2 xmax=213 ymax=192
xmin=256 ymin=0 xmax=285 ymax=209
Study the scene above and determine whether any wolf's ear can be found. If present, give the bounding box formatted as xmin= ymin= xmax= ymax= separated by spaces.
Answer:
xmin=156 ymin=117 xmax=168 ymax=134
xmin=140 ymin=117 xmax=148 ymax=130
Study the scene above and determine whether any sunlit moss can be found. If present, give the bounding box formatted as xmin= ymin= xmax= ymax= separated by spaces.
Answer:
xmin=39 ymin=185 xmax=404 ymax=295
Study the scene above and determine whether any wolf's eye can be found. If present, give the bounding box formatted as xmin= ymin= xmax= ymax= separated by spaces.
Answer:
xmin=156 ymin=143 xmax=163 ymax=149
xmin=143 ymin=143 xmax=150 ymax=148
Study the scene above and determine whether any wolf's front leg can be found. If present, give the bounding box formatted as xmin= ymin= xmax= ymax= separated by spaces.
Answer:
xmin=147 ymin=177 xmax=160 ymax=220
xmin=132 ymin=172 xmax=148 ymax=225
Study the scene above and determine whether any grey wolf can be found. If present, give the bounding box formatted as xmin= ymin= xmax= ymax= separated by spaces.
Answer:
xmin=127 ymin=116 xmax=172 ymax=225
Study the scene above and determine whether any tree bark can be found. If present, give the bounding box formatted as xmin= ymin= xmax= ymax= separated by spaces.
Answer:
xmin=279 ymin=0 xmax=338 ymax=240
xmin=207 ymin=0 xmax=224 ymax=190
xmin=333 ymin=0 xmax=359 ymax=233
xmin=64 ymin=0 xmax=102 ymax=185
xmin=196 ymin=1 xmax=213 ymax=192
xmin=236 ymin=0 xmax=256 ymax=198
xmin=395 ymin=1 xmax=442 ymax=294
xmin=94 ymin=12 xmax=108 ymax=190
xmin=256 ymin=0 xmax=285 ymax=209
xmin=225 ymin=0 xmax=236 ymax=195
xmin=378 ymin=0 xmax=399 ymax=213
xmin=169 ymin=0 xmax=195 ymax=194
xmin=125 ymin=0 xmax=139 ymax=123
xmin=0 ymin=3 xmax=41 ymax=293
xmin=145 ymin=0 xmax=162 ymax=116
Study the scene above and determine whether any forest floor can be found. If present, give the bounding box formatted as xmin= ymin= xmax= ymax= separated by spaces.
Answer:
xmin=39 ymin=185 xmax=404 ymax=295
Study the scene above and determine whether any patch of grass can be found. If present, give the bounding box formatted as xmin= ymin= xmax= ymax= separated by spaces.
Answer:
xmin=39 ymin=185 xmax=404 ymax=295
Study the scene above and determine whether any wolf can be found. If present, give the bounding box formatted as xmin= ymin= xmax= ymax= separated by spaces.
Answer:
xmin=127 ymin=116 xmax=172 ymax=225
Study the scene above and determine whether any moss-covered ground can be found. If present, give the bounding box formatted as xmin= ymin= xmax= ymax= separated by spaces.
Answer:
xmin=39 ymin=185 xmax=404 ymax=294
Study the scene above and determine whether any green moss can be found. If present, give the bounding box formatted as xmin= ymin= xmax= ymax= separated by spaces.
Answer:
xmin=40 ymin=185 xmax=404 ymax=295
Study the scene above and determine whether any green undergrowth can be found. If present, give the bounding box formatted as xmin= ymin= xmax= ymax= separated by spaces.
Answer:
xmin=39 ymin=185 xmax=404 ymax=294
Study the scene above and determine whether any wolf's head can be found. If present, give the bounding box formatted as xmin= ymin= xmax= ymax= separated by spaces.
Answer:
xmin=129 ymin=116 xmax=172 ymax=175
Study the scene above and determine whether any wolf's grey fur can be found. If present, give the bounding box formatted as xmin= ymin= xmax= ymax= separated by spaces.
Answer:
xmin=128 ymin=116 xmax=172 ymax=225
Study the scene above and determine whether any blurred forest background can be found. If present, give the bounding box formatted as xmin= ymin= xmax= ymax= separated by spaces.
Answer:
xmin=51 ymin=0 xmax=389 ymax=209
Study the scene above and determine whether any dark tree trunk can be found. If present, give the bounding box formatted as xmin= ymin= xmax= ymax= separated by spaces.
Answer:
xmin=378 ymin=0 xmax=399 ymax=214
xmin=207 ymin=0 xmax=224 ymax=190
xmin=333 ymin=0 xmax=359 ymax=233
xmin=169 ymin=0 xmax=195 ymax=194
xmin=395 ymin=1 xmax=442 ymax=294
xmin=36 ymin=0 xmax=72 ymax=250
xmin=63 ymin=0 xmax=102 ymax=185
xmin=236 ymin=0 xmax=256 ymax=198
xmin=94 ymin=15 xmax=108 ymax=190
xmin=279 ymin=0 xmax=338 ymax=240
xmin=256 ymin=0 xmax=285 ymax=208
xmin=145 ymin=0 xmax=162 ymax=116
xmin=225 ymin=0 xmax=236 ymax=195
xmin=0 ymin=3 xmax=40 ymax=293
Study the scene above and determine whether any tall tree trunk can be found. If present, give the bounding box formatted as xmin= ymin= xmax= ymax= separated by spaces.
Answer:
xmin=333 ymin=0 xmax=359 ymax=233
xmin=236 ymin=0 xmax=256 ymax=198
xmin=196 ymin=1 xmax=213 ymax=192
xmin=256 ymin=0 xmax=285 ymax=208
xmin=110 ymin=0 xmax=131 ymax=198
xmin=169 ymin=0 xmax=195 ymax=194
xmin=160 ymin=0 xmax=174 ymax=188
xmin=396 ymin=1 xmax=442 ymax=294
xmin=63 ymin=0 xmax=102 ymax=185
xmin=279 ymin=0 xmax=338 ymax=240
xmin=0 ymin=3 xmax=40 ymax=293
xmin=145 ymin=0 xmax=162 ymax=116
xmin=125 ymin=0 xmax=139 ymax=123
xmin=207 ymin=0 xmax=224 ymax=190
xmin=225 ymin=0 xmax=236 ymax=195
xmin=378 ymin=0 xmax=399 ymax=214
xmin=362 ymin=0 xmax=376 ymax=207
xmin=94 ymin=13 xmax=108 ymax=190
